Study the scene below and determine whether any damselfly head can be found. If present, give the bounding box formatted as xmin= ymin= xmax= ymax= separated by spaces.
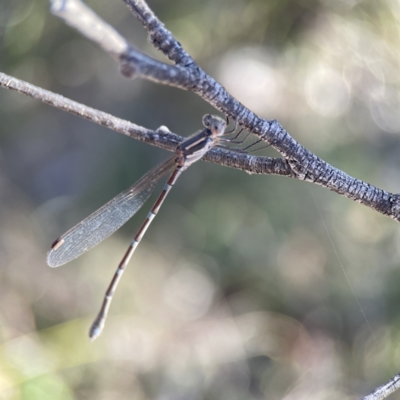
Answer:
xmin=202 ymin=114 xmax=226 ymax=137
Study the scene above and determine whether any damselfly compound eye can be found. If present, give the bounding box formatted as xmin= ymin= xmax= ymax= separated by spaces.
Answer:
xmin=202 ymin=114 xmax=212 ymax=128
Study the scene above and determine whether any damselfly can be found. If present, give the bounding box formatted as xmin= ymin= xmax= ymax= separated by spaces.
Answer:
xmin=47 ymin=115 xmax=242 ymax=340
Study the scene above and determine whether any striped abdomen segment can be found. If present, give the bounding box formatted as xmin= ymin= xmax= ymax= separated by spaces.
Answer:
xmin=89 ymin=167 xmax=183 ymax=340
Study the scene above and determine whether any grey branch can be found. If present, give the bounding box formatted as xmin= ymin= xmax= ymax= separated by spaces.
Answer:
xmin=52 ymin=0 xmax=400 ymax=225
xmin=122 ymin=0 xmax=400 ymax=222
xmin=48 ymin=0 xmax=400 ymax=225
xmin=362 ymin=372 xmax=400 ymax=400
xmin=50 ymin=0 xmax=128 ymax=58
xmin=0 ymin=72 xmax=289 ymax=177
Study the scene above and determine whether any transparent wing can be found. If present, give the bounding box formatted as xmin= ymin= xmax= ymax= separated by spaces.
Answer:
xmin=47 ymin=157 xmax=176 ymax=267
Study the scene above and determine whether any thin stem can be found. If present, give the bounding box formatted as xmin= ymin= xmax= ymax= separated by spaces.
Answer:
xmin=361 ymin=372 xmax=400 ymax=400
xmin=0 ymin=72 xmax=289 ymax=177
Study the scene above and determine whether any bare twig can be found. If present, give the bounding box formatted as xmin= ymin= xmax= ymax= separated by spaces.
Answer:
xmin=47 ymin=0 xmax=400 ymax=225
xmin=0 ymin=72 xmax=290 ymax=176
xmin=362 ymin=373 xmax=400 ymax=400
xmin=121 ymin=0 xmax=195 ymax=67
xmin=51 ymin=0 xmax=128 ymax=59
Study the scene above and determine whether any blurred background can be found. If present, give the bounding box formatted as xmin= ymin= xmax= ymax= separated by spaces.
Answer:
xmin=1 ymin=0 xmax=400 ymax=399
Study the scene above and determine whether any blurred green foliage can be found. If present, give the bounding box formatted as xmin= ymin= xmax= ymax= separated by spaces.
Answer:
xmin=1 ymin=0 xmax=400 ymax=399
